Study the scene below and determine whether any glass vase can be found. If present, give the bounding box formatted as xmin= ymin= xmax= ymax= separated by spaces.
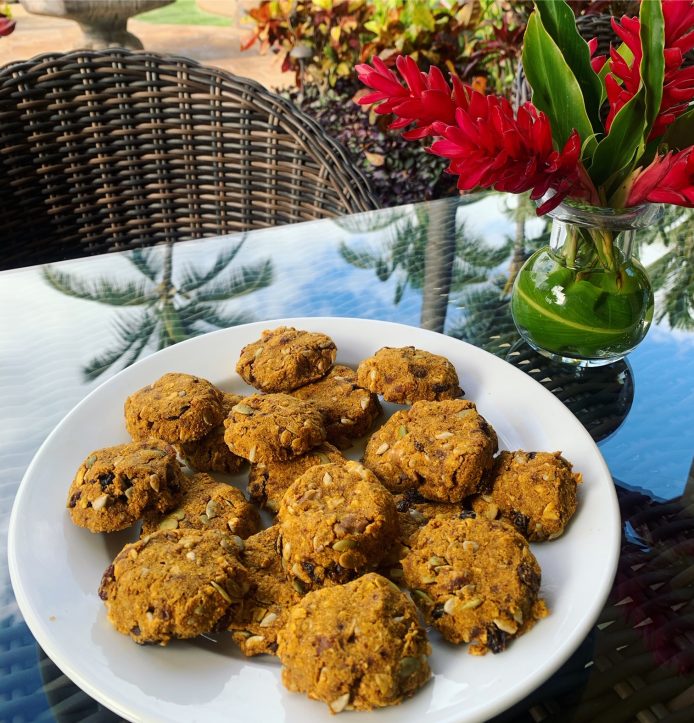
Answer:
xmin=511 ymin=201 xmax=661 ymax=367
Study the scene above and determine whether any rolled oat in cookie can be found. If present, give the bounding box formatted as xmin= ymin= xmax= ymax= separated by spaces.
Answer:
xmin=363 ymin=399 xmax=497 ymax=502
xmin=277 ymin=461 xmax=398 ymax=590
xmin=141 ymin=472 xmax=260 ymax=539
xmin=236 ymin=326 xmax=336 ymax=392
xmin=223 ymin=393 xmax=326 ymax=464
xmin=66 ymin=440 xmax=184 ymax=533
xmin=98 ymin=528 xmax=250 ymax=645
xmin=125 ymin=372 xmax=224 ymax=444
xmin=470 ymin=450 xmax=581 ymax=541
xmin=356 ymin=346 xmax=462 ymax=404
xmin=402 ymin=516 xmax=548 ymax=655
xmin=277 ymin=573 xmax=431 ymax=712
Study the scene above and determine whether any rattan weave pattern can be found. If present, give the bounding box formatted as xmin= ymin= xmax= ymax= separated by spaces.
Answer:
xmin=0 ymin=50 xmax=378 ymax=269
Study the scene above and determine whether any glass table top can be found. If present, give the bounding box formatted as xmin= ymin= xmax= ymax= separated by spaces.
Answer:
xmin=1 ymin=194 xmax=693 ymax=722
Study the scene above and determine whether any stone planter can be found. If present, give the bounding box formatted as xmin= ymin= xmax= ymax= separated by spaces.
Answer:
xmin=20 ymin=0 xmax=174 ymax=49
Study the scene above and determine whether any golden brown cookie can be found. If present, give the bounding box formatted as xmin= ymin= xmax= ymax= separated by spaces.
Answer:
xmin=363 ymin=399 xmax=497 ymax=502
xmin=66 ymin=440 xmax=184 ymax=533
xmin=236 ymin=326 xmax=337 ymax=392
xmin=277 ymin=461 xmax=398 ymax=590
xmin=124 ymin=373 xmax=224 ymax=444
xmin=223 ymin=393 xmax=326 ymax=464
xmin=177 ymin=393 xmax=246 ymax=474
xmin=98 ymin=528 xmax=250 ymax=645
xmin=470 ymin=451 xmax=581 ymax=541
xmin=378 ymin=491 xmax=465 ymax=583
xmin=277 ymin=573 xmax=431 ymax=712
xmin=141 ymin=473 xmax=260 ymax=539
xmin=290 ymin=365 xmax=381 ymax=448
xmin=356 ymin=346 xmax=462 ymax=404
xmin=402 ymin=516 xmax=548 ymax=655
xmin=247 ymin=443 xmax=345 ymax=513
xmin=228 ymin=526 xmax=301 ymax=656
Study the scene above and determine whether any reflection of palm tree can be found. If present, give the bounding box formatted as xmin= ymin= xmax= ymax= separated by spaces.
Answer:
xmin=42 ymin=238 xmax=272 ymax=380
xmin=338 ymin=198 xmax=512 ymax=319
xmin=640 ymin=207 xmax=694 ymax=331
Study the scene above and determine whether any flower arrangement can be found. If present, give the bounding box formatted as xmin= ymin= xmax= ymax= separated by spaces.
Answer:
xmin=357 ymin=0 xmax=694 ymax=365
xmin=357 ymin=0 xmax=694 ymax=216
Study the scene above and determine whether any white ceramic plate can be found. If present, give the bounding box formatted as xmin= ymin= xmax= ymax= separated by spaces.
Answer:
xmin=9 ymin=318 xmax=620 ymax=723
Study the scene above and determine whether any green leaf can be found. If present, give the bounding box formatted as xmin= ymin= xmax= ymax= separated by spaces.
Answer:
xmin=590 ymin=0 xmax=664 ymax=195
xmin=522 ymin=12 xmax=596 ymax=153
xmin=42 ymin=267 xmax=153 ymax=306
xmin=532 ymin=0 xmax=603 ymax=133
xmin=639 ymin=0 xmax=665 ymax=136
xmin=410 ymin=3 xmax=435 ymax=31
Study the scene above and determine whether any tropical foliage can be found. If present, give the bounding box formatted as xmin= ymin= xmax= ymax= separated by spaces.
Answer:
xmin=42 ymin=239 xmax=272 ymax=380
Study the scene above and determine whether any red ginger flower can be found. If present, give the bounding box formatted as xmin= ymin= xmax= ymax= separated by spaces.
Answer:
xmin=356 ymin=55 xmax=589 ymax=214
xmin=627 ymin=147 xmax=694 ymax=206
xmin=356 ymin=55 xmax=465 ymax=140
xmin=430 ymin=96 xmax=586 ymax=214
xmin=0 ymin=12 xmax=15 ymax=37
xmin=605 ymin=0 xmax=694 ymax=139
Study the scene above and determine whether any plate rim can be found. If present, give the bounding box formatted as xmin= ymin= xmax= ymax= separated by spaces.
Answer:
xmin=8 ymin=316 xmax=621 ymax=723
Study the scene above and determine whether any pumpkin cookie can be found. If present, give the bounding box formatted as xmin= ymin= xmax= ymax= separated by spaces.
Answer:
xmin=247 ymin=443 xmax=345 ymax=513
xmin=236 ymin=326 xmax=337 ymax=392
xmin=402 ymin=516 xmax=548 ymax=655
xmin=141 ymin=473 xmax=260 ymax=539
xmin=356 ymin=346 xmax=462 ymax=404
xmin=363 ymin=400 xmax=497 ymax=502
xmin=291 ymin=365 xmax=381 ymax=448
xmin=277 ymin=461 xmax=398 ymax=590
xmin=470 ymin=451 xmax=581 ymax=541
xmin=228 ymin=526 xmax=301 ymax=656
xmin=223 ymin=393 xmax=326 ymax=464
xmin=125 ymin=373 xmax=224 ymax=444
xmin=98 ymin=528 xmax=250 ymax=645
xmin=277 ymin=573 xmax=431 ymax=712
xmin=66 ymin=440 xmax=184 ymax=533
xmin=177 ymin=393 xmax=246 ymax=474
xmin=378 ymin=491 xmax=465 ymax=583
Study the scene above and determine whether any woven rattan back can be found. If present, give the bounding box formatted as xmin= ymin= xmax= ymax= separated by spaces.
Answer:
xmin=0 ymin=50 xmax=378 ymax=269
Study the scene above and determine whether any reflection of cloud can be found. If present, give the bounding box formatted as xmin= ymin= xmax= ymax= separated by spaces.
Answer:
xmin=647 ymin=323 xmax=694 ymax=349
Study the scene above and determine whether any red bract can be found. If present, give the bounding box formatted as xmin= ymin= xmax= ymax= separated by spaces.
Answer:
xmin=627 ymin=148 xmax=694 ymax=206
xmin=0 ymin=13 xmax=15 ymax=37
xmin=606 ymin=0 xmax=694 ymax=139
xmin=429 ymin=95 xmax=587 ymax=214
xmin=355 ymin=55 xmax=464 ymax=140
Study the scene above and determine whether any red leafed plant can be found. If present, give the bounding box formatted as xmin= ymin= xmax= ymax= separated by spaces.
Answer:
xmin=357 ymin=0 xmax=694 ymax=216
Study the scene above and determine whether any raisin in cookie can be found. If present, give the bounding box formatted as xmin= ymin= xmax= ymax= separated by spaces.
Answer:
xmin=356 ymin=346 xmax=462 ymax=404
xmin=125 ymin=373 xmax=224 ymax=443
xmin=236 ymin=326 xmax=336 ymax=392
xmin=224 ymin=393 xmax=326 ymax=464
xmin=363 ymin=400 xmax=497 ymax=502
xmin=277 ymin=461 xmax=398 ymax=590
xmin=67 ymin=440 xmax=184 ymax=533
xmin=98 ymin=528 xmax=250 ymax=645
xmin=141 ymin=473 xmax=260 ymax=539
xmin=291 ymin=365 xmax=381 ymax=448
xmin=177 ymin=392 xmax=246 ymax=474
xmin=402 ymin=516 xmax=548 ymax=655
xmin=228 ymin=526 xmax=301 ymax=656
xmin=277 ymin=573 xmax=431 ymax=712
xmin=247 ymin=442 xmax=345 ymax=513
xmin=470 ymin=451 xmax=581 ymax=541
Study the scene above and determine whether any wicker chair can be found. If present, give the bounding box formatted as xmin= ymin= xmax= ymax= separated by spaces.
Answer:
xmin=0 ymin=49 xmax=378 ymax=269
